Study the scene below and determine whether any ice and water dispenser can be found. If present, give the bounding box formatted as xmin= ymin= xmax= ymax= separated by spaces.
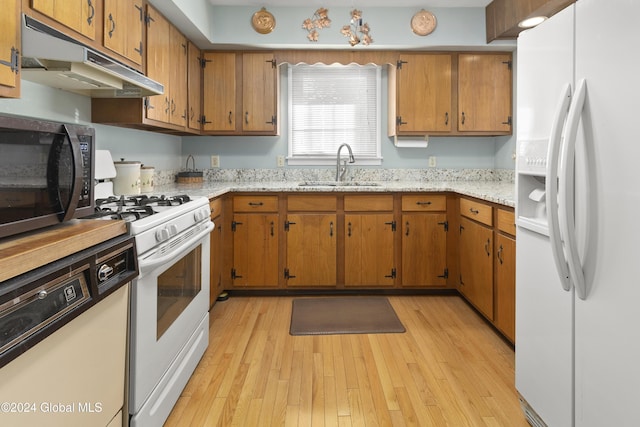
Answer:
xmin=516 ymin=139 xmax=550 ymax=235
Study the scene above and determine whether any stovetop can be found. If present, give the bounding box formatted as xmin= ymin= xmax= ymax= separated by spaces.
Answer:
xmin=88 ymin=194 xmax=211 ymax=254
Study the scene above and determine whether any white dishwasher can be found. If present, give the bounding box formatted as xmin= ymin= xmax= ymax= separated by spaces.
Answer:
xmin=0 ymin=234 xmax=138 ymax=427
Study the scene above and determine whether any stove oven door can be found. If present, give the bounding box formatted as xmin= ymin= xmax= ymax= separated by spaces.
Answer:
xmin=129 ymin=221 xmax=212 ymax=426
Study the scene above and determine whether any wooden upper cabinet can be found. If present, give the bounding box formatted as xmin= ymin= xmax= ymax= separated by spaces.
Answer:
xmin=187 ymin=42 xmax=203 ymax=132
xmin=202 ymin=52 xmax=237 ymax=132
xmin=458 ymin=53 xmax=513 ymax=133
xmin=31 ymin=0 xmax=97 ymax=41
xmin=0 ymin=0 xmax=20 ymax=98
xmin=201 ymin=52 xmax=278 ymax=135
xmin=103 ymin=0 xmax=144 ymax=66
xmin=394 ymin=53 xmax=452 ymax=135
xmin=145 ymin=5 xmax=187 ymax=127
xmin=168 ymin=25 xmax=187 ymax=127
xmin=145 ymin=5 xmax=170 ymax=124
xmin=242 ymin=52 xmax=278 ymax=133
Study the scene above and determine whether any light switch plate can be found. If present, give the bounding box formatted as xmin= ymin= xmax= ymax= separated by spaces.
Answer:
xmin=210 ymin=155 xmax=220 ymax=168
xmin=277 ymin=155 xmax=285 ymax=167
xmin=428 ymin=156 xmax=437 ymax=167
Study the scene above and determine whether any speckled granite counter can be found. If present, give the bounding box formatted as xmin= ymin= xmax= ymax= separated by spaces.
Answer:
xmin=150 ymin=179 xmax=515 ymax=207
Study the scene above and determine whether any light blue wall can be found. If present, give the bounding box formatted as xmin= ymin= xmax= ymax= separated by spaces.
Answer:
xmin=0 ymin=81 xmax=183 ymax=170
xmin=0 ymin=5 xmax=517 ymax=172
xmin=183 ymin=66 xmax=505 ymax=171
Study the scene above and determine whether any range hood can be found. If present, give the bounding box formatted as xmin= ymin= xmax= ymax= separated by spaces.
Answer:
xmin=21 ymin=15 xmax=164 ymax=98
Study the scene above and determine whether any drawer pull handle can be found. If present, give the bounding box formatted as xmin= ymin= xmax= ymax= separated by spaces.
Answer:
xmin=348 ymin=222 xmax=352 ymax=237
xmin=248 ymin=202 xmax=264 ymax=207
xmin=469 ymin=208 xmax=479 ymax=215
xmin=405 ymin=221 xmax=410 ymax=236
xmin=329 ymin=221 xmax=334 ymax=237
xmin=497 ymin=244 xmax=504 ymax=264
xmin=270 ymin=221 xmax=274 ymax=236
xmin=484 ymin=239 xmax=491 ymax=257
xmin=416 ymin=201 xmax=432 ymax=206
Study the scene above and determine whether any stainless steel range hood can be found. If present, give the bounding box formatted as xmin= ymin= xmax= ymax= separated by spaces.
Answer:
xmin=21 ymin=15 xmax=164 ymax=98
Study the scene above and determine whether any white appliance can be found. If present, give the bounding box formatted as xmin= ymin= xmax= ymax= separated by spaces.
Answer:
xmin=92 ymin=153 xmax=213 ymax=426
xmin=515 ymin=1 xmax=640 ymax=426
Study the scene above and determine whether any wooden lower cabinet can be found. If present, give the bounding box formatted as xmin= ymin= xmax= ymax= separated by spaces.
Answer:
xmin=231 ymin=208 xmax=279 ymax=287
xmin=458 ymin=216 xmax=494 ymax=320
xmin=494 ymin=207 xmax=516 ymax=342
xmin=401 ymin=213 xmax=448 ymax=287
xmin=285 ymin=213 xmax=337 ymax=287
xmin=344 ymin=213 xmax=395 ymax=287
xmin=209 ymin=197 xmax=224 ymax=307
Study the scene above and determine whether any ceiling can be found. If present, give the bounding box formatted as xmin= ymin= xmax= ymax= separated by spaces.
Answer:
xmin=207 ymin=0 xmax=492 ymax=7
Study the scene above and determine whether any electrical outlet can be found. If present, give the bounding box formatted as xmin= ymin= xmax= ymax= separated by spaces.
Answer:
xmin=428 ymin=156 xmax=437 ymax=167
xmin=277 ymin=155 xmax=285 ymax=167
xmin=210 ymin=155 xmax=220 ymax=168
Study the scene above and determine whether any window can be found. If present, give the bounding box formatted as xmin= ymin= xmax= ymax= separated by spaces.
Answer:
xmin=287 ymin=63 xmax=382 ymax=165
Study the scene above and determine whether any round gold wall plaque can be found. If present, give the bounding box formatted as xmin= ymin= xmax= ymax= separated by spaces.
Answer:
xmin=411 ymin=9 xmax=437 ymax=36
xmin=252 ymin=8 xmax=276 ymax=34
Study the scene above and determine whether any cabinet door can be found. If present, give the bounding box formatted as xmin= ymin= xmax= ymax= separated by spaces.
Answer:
xmin=31 ymin=0 xmax=96 ymax=40
xmin=103 ymin=0 xmax=143 ymax=66
xmin=145 ymin=5 xmax=170 ymax=123
xmin=169 ymin=26 xmax=187 ymax=127
xmin=202 ymin=52 xmax=237 ymax=132
xmin=344 ymin=214 xmax=395 ymax=287
xmin=242 ymin=52 xmax=277 ymax=133
xmin=495 ymin=232 xmax=515 ymax=342
xmin=458 ymin=217 xmax=494 ymax=319
xmin=458 ymin=54 xmax=512 ymax=132
xmin=187 ymin=42 xmax=202 ymax=132
xmin=285 ymin=214 xmax=336 ymax=287
xmin=232 ymin=213 xmax=279 ymax=287
xmin=0 ymin=0 xmax=19 ymax=98
xmin=396 ymin=54 xmax=452 ymax=133
xmin=401 ymin=213 xmax=448 ymax=287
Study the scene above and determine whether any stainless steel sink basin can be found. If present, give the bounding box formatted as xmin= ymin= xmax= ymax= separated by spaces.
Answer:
xmin=298 ymin=181 xmax=380 ymax=187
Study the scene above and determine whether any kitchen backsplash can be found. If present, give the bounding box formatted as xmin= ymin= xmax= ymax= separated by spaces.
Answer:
xmin=153 ymin=168 xmax=514 ymax=187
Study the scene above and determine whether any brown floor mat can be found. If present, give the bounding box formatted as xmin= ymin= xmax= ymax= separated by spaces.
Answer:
xmin=290 ymin=296 xmax=406 ymax=335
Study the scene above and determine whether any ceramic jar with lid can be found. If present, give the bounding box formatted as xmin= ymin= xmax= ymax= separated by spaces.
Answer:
xmin=113 ymin=159 xmax=142 ymax=195
xmin=140 ymin=166 xmax=155 ymax=193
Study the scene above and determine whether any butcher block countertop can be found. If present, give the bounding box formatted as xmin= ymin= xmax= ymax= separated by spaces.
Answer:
xmin=0 ymin=219 xmax=127 ymax=282
xmin=151 ymin=180 xmax=515 ymax=207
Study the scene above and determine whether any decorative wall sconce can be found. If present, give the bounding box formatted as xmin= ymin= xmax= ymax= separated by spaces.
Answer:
xmin=302 ymin=8 xmax=331 ymax=42
xmin=341 ymin=9 xmax=373 ymax=46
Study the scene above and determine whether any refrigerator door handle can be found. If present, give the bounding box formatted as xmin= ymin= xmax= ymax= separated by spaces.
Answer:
xmin=559 ymin=78 xmax=588 ymax=300
xmin=546 ymin=83 xmax=573 ymax=291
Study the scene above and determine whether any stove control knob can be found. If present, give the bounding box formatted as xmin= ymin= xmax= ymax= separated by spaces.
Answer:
xmin=156 ymin=228 xmax=170 ymax=242
xmin=194 ymin=209 xmax=206 ymax=222
xmin=168 ymin=224 xmax=178 ymax=236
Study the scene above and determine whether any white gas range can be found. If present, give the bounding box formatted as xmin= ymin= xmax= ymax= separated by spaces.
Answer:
xmin=93 ymin=151 xmax=213 ymax=426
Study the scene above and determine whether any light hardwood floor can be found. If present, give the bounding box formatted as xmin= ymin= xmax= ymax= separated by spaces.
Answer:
xmin=165 ymin=295 xmax=528 ymax=426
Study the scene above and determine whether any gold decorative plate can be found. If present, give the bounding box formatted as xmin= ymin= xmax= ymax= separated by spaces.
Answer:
xmin=411 ymin=9 xmax=437 ymax=36
xmin=252 ymin=7 xmax=276 ymax=34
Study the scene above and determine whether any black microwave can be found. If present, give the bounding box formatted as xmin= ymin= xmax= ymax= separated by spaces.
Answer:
xmin=0 ymin=115 xmax=95 ymax=239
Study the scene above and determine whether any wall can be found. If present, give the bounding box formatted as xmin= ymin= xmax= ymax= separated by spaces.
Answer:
xmin=183 ymin=66 xmax=505 ymax=171
xmin=0 ymin=81 xmax=182 ymax=171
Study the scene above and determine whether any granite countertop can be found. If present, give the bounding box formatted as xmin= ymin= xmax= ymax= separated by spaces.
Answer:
xmin=151 ymin=179 xmax=515 ymax=207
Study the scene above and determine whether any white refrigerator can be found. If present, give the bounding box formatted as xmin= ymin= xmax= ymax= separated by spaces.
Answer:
xmin=515 ymin=1 xmax=640 ymax=427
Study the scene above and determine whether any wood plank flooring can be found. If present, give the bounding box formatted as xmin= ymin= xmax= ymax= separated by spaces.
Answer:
xmin=165 ymin=295 xmax=528 ymax=426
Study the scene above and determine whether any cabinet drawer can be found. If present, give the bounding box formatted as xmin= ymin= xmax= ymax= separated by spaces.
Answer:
xmin=497 ymin=208 xmax=516 ymax=236
xmin=460 ymin=198 xmax=492 ymax=226
xmin=344 ymin=195 xmax=393 ymax=212
xmin=401 ymin=194 xmax=446 ymax=211
xmin=287 ymin=195 xmax=337 ymax=211
xmin=233 ymin=195 xmax=278 ymax=212
xmin=209 ymin=197 xmax=223 ymax=218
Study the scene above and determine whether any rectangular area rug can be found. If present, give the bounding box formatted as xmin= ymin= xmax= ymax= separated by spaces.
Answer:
xmin=290 ymin=296 xmax=405 ymax=335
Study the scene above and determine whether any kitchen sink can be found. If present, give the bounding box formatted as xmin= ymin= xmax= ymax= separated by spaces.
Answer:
xmin=298 ymin=181 xmax=381 ymax=187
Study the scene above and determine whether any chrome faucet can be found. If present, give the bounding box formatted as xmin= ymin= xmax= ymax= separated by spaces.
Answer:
xmin=336 ymin=143 xmax=355 ymax=182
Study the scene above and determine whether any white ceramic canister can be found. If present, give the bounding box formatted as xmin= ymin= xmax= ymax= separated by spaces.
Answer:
xmin=140 ymin=166 xmax=155 ymax=193
xmin=113 ymin=160 xmax=142 ymax=195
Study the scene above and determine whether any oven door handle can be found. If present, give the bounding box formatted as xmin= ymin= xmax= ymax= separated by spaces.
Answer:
xmin=137 ymin=221 xmax=214 ymax=274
